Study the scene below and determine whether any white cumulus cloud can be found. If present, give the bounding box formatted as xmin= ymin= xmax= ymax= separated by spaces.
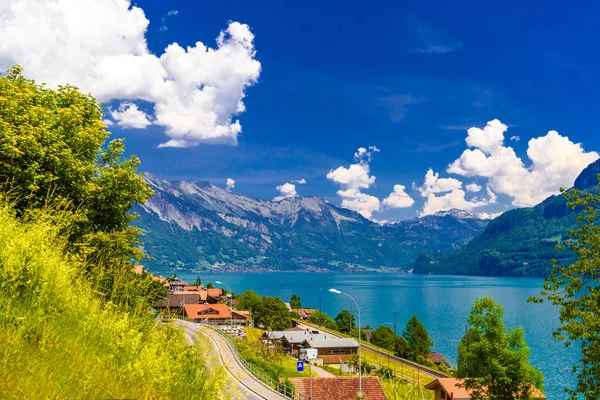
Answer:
xmin=110 ymin=102 xmax=152 ymax=129
xmin=416 ymin=169 xmax=496 ymax=216
xmin=274 ymin=182 xmax=297 ymax=201
xmin=382 ymin=185 xmax=415 ymax=209
xmin=226 ymin=178 xmax=235 ymax=191
xmin=291 ymin=178 xmax=307 ymax=184
xmin=327 ymin=146 xmax=381 ymax=218
xmin=0 ymin=0 xmax=261 ymax=148
xmin=447 ymin=119 xmax=599 ymax=206
xmin=336 ymin=188 xmax=381 ymax=218
xmin=465 ymin=183 xmax=482 ymax=192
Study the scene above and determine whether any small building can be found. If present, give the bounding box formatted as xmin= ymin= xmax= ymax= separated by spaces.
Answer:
xmin=291 ymin=308 xmax=316 ymax=320
xmin=300 ymin=335 xmax=359 ymax=365
xmin=424 ymin=378 xmax=546 ymax=400
xmin=231 ymin=310 xmax=253 ymax=325
xmin=184 ymin=303 xmax=231 ymax=324
xmin=427 ymin=352 xmax=451 ymax=368
xmin=155 ymin=291 xmax=201 ymax=311
xmin=203 ymin=288 xmax=223 ymax=304
xmin=262 ymin=331 xmax=359 ymax=364
xmin=165 ymin=281 xmax=188 ymax=292
xmin=287 ymin=376 xmax=387 ymax=400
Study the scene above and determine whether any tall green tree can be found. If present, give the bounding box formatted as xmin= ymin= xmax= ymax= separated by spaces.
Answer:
xmin=194 ymin=276 xmax=202 ymax=287
xmin=0 ymin=66 xmax=151 ymax=250
xmin=457 ymin=296 xmax=544 ymax=400
xmin=289 ymin=294 xmax=302 ymax=309
xmin=531 ymin=184 xmax=600 ymax=399
xmin=308 ymin=310 xmax=338 ymax=331
xmin=334 ymin=309 xmax=355 ymax=333
xmin=236 ymin=290 xmax=262 ymax=312
xmin=255 ymin=297 xmax=292 ymax=330
xmin=0 ymin=66 xmax=153 ymax=310
xmin=402 ymin=315 xmax=433 ymax=363
xmin=370 ymin=325 xmax=395 ymax=351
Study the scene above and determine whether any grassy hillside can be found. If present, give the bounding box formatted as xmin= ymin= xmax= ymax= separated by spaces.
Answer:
xmin=414 ymin=191 xmax=588 ymax=277
xmin=0 ymin=200 xmax=232 ymax=399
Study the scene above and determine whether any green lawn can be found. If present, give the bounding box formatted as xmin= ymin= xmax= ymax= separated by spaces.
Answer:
xmin=232 ymin=327 xmax=314 ymax=379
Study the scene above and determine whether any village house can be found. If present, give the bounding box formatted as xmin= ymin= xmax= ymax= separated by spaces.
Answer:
xmin=155 ymin=291 xmax=201 ymax=312
xmin=165 ymin=280 xmax=187 ymax=292
xmin=262 ymin=330 xmax=359 ymax=364
xmin=424 ymin=378 xmax=546 ymax=400
xmin=291 ymin=308 xmax=316 ymax=320
xmin=427 ymin=352 xmax=451 ymax=369
xmin=184 ymin=304 xmax=231 ymax=324
xmin=287 ymin=376 xmax=387 ymax=400
xmin=231 ymin=310 xmax=253 ymax=325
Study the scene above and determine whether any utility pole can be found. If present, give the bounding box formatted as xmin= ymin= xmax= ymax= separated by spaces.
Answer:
xmin=393 ymin=311 xmax=397 ymax=355
xmin=350 ymin=301 xmax=353 ymax=334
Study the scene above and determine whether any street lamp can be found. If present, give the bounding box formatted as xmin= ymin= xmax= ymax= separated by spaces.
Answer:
xmin=216 ymin=281 xmax=233 ymax=326
xmin=330 ymin=288 xmax=362 ymax=399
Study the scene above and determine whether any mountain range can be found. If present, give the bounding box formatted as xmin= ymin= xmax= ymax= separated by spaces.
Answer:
xmin=137 ymin=158 xmax=600 ymax=276
xmin=413 ymin=159 xmax=600 ymax=277
xmin=135 ymin=174 xmax=491 ymax=272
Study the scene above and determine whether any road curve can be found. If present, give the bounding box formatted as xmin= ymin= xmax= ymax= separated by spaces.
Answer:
xmin=294 ymin=320 xmax=449 ymax=379
xmin=177 ymin=320 xmax=288 ymax=400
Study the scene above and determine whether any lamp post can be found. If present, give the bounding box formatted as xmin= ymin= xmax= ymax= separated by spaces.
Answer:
xmin=330 ymin=288 xmax=362 ymax=399
xmin=216 ymin=281 xmax=233 ymax=326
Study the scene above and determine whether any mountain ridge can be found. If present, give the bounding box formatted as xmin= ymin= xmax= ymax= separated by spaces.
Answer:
xmin=413 ymin=159 xmax=600 ymax=277
xmin=136 ymin=173 xmax=491 ymax=273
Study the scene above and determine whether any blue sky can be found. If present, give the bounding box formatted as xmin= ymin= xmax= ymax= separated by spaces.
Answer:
xmin=2 ymin=0 xmax=599 ymax=221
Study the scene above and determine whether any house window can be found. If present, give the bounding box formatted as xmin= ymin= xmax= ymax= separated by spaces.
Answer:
xmin=441 ymin=391 xmax=446 ymax=399
xmin=328 ymin=350 xmax=346 ymax=355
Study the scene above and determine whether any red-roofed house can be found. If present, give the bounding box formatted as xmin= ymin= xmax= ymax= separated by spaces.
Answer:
xmin=184 ymin=304 xmax=231 ymax=324
xmin=425 ymin=378 xmax=546 ymax=400
xmin=287 ymin=376 xmax=387 ymax=400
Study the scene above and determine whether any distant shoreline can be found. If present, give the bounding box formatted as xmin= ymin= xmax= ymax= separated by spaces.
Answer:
xmin=148 ymin=269 xmax=548 ymax=279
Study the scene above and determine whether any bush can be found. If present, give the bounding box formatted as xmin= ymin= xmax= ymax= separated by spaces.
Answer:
xmin=0 ymin=201 xmax=231 ymax=398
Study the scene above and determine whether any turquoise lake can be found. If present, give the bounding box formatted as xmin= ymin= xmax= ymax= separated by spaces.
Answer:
xmin=168 ymin=272 xmax=579 ymax=399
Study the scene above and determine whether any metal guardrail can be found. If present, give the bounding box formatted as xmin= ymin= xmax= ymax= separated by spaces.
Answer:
xmin=211 ymin=327 xmax=300 ymax=399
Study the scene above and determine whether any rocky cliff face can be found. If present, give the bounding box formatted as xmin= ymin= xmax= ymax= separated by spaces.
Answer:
xmin=136 ymin=174 xmax=491 ymax=272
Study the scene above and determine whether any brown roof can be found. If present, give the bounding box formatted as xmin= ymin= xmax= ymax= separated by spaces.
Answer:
xmin=291 ymin=308 xmax=316 ymax=319
xmin=232 ymin=310 xmax=252 ymax=320
xmin=205 ymin=288 xmax=223 ymax=298
xmin=156 ymin=292 xmax=201 ymax=308
xmin=184 ymin=304 xmax=231 ymax=320
xmin=287 ymin=377 xmax=387 ymax=400
xmin=424 ymin=378 xmax=546 ymax=400
xmin=427 ymin=352 xmax=451 ymax=367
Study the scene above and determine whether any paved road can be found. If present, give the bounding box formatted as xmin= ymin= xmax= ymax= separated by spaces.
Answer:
xmin=309 ymin=364 xmax=334 ymax=377
xmin=177 ymin=320 xmax=288 ymax=400
xmin=294 ymin=320 xmax=449 ymax=379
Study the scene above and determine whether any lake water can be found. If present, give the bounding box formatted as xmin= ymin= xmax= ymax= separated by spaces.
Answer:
xmin=166 ymin=271 xmax=579 ymax=399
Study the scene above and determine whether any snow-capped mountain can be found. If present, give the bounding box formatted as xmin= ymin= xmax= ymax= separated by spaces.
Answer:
xmin=136 ymin=174 xmax=492 ymax=272
xmin=432 ymin=209 xmax=503 ymax=220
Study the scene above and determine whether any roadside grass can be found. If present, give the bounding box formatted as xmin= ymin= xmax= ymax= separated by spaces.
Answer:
xmin=0 ymin=201 xmax=233 ymax=399
xmin=231 ymin=326 xmax=314 ymax=380
xmin=380 ymin=378 xmax=434 ymax=400
xmin=364 ymin=351 xmax=434 ymax=385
